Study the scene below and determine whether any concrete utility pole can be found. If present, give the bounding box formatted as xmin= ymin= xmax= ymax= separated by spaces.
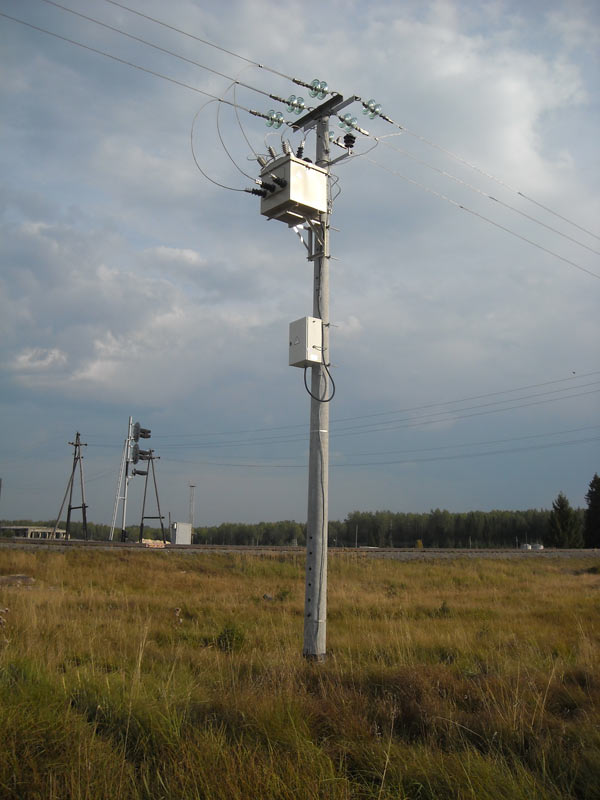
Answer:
xmin=303 ymin=114 xmax=331 ymax=661
xmin=189 ymin=482 xmax=196 ymax=529
xmin=259 ymin=91 xmax=359 ymax=660
xmin=291 ymin=94 xmax=357 ymax=661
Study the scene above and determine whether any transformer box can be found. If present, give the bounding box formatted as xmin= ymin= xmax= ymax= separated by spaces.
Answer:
xmin=260 ymin=153 xmax=328 ymax=225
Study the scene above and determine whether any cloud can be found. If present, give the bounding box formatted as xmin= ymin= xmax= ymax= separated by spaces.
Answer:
xmin=10 ymin=347 xmax=68 ymax=372
xmin=0 ymin=0 xmax=598 ymax=523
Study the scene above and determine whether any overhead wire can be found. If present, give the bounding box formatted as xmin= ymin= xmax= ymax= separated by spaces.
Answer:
xmin=364 ymin=102 xmax=600 ymax=243
xmin=364 ymin=156 xmax=600 ymax=280
xmin=102 ymin=0 xmax=300 ymax=83
xmin=330 ymin=384 xmax=600 ymax=438
xmin=157 ymin=433 xmax=599 ymax=470
xmin=142 ymin=369 xmax=600 ymax=439
xmin=144 ymin=423 xmax=600 ymax=462
xmin=142 ymin=384 xmax=600 ymax=450
xmin=5 ymin=6 xmax=597 ymax=489
xmin=100 ymin=0 xmax=600 ymax=243
xmin=0 ymin=12 xmax=251 ymax=109
xmin=0 ymin=10 xmax=290 ymax=130
xmin=375 ymin=134 xmax=600 ymax=257
xmin=335 ymin=424 xmax=600 ymax=460
xmin=36 ymin=0 xmax=296 ymax=108
xmin=12 ymin=4 xmax=598 ymax=265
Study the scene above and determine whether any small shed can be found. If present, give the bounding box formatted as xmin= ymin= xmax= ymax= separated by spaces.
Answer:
xmin=170 ymin=522 xmax=192 ymax=546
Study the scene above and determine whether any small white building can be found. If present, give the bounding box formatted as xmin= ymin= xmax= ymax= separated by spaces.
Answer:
xmin=170 ymin=522 xmax=192 ymax=546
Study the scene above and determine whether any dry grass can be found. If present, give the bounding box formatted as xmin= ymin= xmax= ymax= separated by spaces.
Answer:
xmin=0 ymin=547 xmax=599 ymax=799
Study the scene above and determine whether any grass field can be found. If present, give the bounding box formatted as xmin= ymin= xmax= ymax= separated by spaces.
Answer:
xmin=0 ymin=547 xmax=599 ymax=799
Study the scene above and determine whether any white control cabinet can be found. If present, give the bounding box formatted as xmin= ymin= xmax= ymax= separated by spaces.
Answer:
xmin=170 ymin=522 xmax=192 ymax=546
xmin=289 ymin=316 xmax=323 ymax=368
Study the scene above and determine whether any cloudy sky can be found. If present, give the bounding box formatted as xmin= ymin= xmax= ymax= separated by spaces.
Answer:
xmin=1 ymin=0 xmax=598 ymax=528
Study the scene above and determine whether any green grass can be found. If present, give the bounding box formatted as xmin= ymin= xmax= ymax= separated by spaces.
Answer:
xmin=1 ymin=548 xmax=599 ymax=799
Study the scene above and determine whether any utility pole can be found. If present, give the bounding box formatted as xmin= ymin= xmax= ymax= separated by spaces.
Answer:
xmin=53 ymin=432 xmax=88 ymax=540
xmin=110 ymin=416 xmax=133 ymax=541
xmin=291 ymin=94 xmax=357 ymax=661
xmin=189 ymin=482 xmax=196 ymax=530
xmin=302 ymin=113 xmax=331 ymax=661
xmin=136 ymin=450 xmax=166 ymax=544
xmin=256 ymin=88 xmax=362 ymax=660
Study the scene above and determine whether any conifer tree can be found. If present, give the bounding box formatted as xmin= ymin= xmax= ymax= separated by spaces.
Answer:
xmin=584 ymin=473 xmax=600 ymax=547
xmin=547 ymin=492 xmax=583 ymax=548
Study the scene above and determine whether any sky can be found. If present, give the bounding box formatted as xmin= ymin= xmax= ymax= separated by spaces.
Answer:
xmin=0 ymin=0 xmax=598 ymax=528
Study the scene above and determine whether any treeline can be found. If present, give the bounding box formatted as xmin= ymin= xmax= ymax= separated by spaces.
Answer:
xmin=3 ymin=471 xmax=598 ymax=549
xmin=0 ymin=510 xmax=579 ymax=548
xmin=194 ymin=509 xmax=566 ymax=549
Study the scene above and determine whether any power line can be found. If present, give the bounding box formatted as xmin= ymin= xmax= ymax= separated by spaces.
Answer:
xmin=0 ymin=11 xmax=274 ymax=123
xmin=37 ymin=0 xmax=299 ymax=109
xmin=122 ymin=370 xmax=599 ymax=443
xmin=9 ymin=5 xmax=598 ymax=265
xmin=330 ymin=388 xmax=600 ymax=441
xmin=376 ymin=135 xmax=600 ymax=257
xmin=332 ymin=382 xmax=600 ymax=435
xmin=365 ymin=157 xmax=600 ymax=280
xmin=101 ymin=0 xmax=600 ymax=244
xmin=159 ymin=423 xmax=600 ymax=464
xmin=143 ymin=385 xmax=600 ymax=450
xmin=331 ymin=370 xmax=600 ymax=427
xmin=159 ymin=433 xmax=599 ymax=470
xmin=335 ymin=435 xmax=600 ymax=468
xmin=101 ymin=0 xmax=308 ymax=86
xmin=337 ymin=424 xmax=600 ymax=459
xmin=369 ymin=105 xmax=600 ymax=243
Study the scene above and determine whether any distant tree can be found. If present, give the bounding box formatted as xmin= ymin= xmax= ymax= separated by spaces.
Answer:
xmin=584 ymin=473 xmax=600 ymax=547
xmin=547 ymin=492 xmax=583 ymax=548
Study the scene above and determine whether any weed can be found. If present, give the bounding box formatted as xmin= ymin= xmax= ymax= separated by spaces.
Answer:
xmin=216 ymin=623 xmax=245 ymax=653
xmin=0 ymin=549 xmax=598 ymax=799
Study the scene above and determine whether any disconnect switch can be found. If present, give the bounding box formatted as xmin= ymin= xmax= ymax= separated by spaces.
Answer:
xmin=289 ymin=317 xmax=323 ymax=368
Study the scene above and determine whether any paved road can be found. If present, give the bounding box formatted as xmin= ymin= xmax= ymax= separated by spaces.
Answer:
xmin=0 ymin=538 xmax=597 ymax=561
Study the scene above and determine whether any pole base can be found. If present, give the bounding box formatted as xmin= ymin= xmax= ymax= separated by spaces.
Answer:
xmin=303 ymin=652 xmax=326 ymax=663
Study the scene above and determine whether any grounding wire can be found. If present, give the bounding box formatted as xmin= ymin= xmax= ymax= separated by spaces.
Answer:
xmin=233 ymin=79 xmax=260 ymax=160
xmin=365 ymin=156 xmax=600 ymax=281
xmin=375 ymin=134 xmax=600 ymax=257
xmin=191 ymin=100 xmax=246 ymax=192
xmin=215 ymin=83 xmax=256 ymax=181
